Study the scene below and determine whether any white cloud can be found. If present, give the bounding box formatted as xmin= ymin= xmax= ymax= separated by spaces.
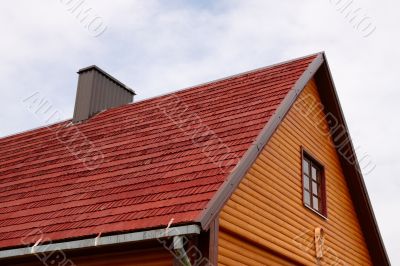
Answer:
xmin=0 ymin=0 xmax=398 ymax=263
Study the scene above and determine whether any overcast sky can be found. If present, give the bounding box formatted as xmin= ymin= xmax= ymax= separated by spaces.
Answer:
xmin=0 ymin=0 xmax=398 ymax=263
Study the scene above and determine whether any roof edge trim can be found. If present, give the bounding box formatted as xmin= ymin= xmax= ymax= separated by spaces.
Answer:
xmin=0 ymin=224 xmax=200 ymax=260
xmin=317 ymin=53 xmax=390 ymax=265
xmin=197 ymin=52 xmax=325 ymax=229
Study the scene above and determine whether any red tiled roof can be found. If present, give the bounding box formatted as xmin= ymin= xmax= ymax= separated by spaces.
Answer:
xmin=0 ymin=54 xmax=317 ymax=249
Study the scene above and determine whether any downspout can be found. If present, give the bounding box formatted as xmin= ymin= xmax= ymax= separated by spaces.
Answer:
xmin=173 ymin=236 xmax=192 ymax=266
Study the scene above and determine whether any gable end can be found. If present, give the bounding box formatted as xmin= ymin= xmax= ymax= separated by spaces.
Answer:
xmin=198 ymin=52 xmax=390 ymax=265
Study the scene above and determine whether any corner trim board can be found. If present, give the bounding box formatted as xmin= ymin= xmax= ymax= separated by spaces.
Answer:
xmin=209 ymin=217 xmax=219 ymax=265
xmin=316 ymin=54 xmax=390 ymax=265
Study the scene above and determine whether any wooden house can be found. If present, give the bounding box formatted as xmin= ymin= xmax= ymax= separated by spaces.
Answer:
xmin=0 ymin=52 xmax=389 ymax=265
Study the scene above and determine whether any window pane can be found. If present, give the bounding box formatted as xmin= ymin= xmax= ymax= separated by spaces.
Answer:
xmin=312 ymin=181 xmax=318 ymax=195
xmin=311 ymin=166 xmax=317 ymax=181
xmin=304 ymin=190 xmax=311 ymax=206
xmin=303 ymin=159 xmax=309 ymax=175
xmin=313 ymin=196 xmax=319 ymax=211
xmin=303 ymin=175 xmax=310 ymax=190
xmin=302 ymin=152 xmax=325 ymax=216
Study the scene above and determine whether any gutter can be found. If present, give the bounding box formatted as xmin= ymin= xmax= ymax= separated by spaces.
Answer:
xmin=0 ymin=224 xmax=200 ymax=260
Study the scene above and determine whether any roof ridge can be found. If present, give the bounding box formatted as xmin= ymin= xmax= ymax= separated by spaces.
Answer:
xmin=130 ymin=52 xmax=322 ymax=106
xmin=0 ymin=119 xmax=71 ymax=143
xmin=0 ymin=52 xmax=322 ymax=142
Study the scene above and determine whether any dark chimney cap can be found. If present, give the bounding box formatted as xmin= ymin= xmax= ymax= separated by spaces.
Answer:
xmin=77 ymin=65 xmax=136 ymax=95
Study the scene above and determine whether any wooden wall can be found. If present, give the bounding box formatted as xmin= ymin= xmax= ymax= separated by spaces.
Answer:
xmin=6 ymin=243 xmax=173 ymax=266
xmin=218 ymin=78 xmax=372 ymax=265
xmin=68 ymin=247 xmax=172 ymax=266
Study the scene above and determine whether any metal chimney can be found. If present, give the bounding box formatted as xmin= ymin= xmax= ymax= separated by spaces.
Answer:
xmin=73 ymin=65 xmax=135 ymax=123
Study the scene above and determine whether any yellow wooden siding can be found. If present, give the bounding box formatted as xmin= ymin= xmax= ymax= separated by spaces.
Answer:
xmin=219 ymin=230 xmax=293 ymax=266
xmin=218 ymin=78 xmax=372 ymax=265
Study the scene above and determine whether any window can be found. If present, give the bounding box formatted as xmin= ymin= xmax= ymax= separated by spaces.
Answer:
xmin=302 ymin=150 xmax=326 ymax=217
